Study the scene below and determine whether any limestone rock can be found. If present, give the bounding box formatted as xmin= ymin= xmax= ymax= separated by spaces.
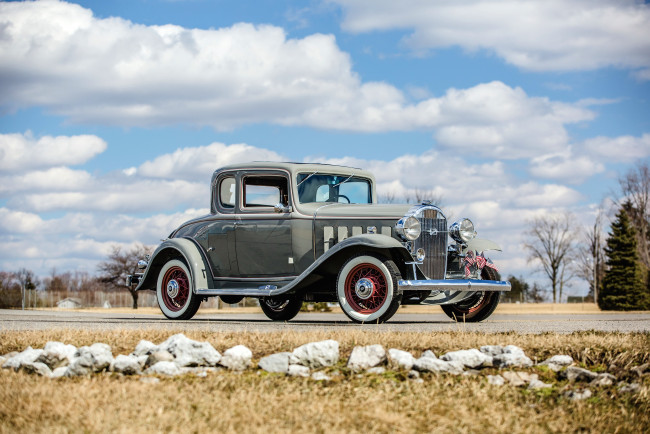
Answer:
xmin=20 ymin=361 xmax=52 ymax=377
xmin=563 ymin=366 xmax=599 ymax=382
xmin=2 ymin=347 xmax=43 ymax=371
xmin=487 ymin=375 xmax=505 ymax=386
xmin=482 ymin=345 xmax=533 ymax=368
xmin=50 ymin=366 xmax=68 ymax=378
xmin=538 ymin=355 xmax=573 ymax=372
xmin=441 ymin=349 xmax=492 ymax=369
xmin=132 ymin=340 xmax=158 ymax=357
xmin=146 ymin=361 xmax=183 ymax=376
xmin=618 ymin=382 xmax=641 ymax=393
xmin=290 ymin=340 xmax=339 ymax=369
xmin=111 ymin=354 xmax=142 ymax=375
xmin=528 ymin=379 xmax=552 ymax=389
xmin=146 ymin=351 xmax=174 ymax=368
xmin=421 ymin=350 xmax=436 ymax=359
xmin=66 ymin=343 xmax=114 ymax=376
xmin=414 ymin=356 xmax=464 ymax=375
xmin=157 ymin=334 xmax=221 ymax=367
xmin=36 ymin=342 xmax=77 ymax=369
xmin=366 ymin=367 xmax=386 ymax=375
xmin=388 ymin=349 xmax=416 ymax=371
xmin=287 ymin=364 xmax=310 ymax=377
xmin=347 ymin=345 xmax=386 ymax=372
xmin=502 ymin=371 xmax=538 ymax=386
xmin=590 ymin=373 xmax=616 ymax=387
xmin=311 ymin=371 xmax=331 ymax=381
xmin=631 ymin=363 xmax=649 ymax=378
xmin=564 ymin=388 xmax=592 ymax=401
xmin=220 ymin=345 xmax=252 ymax=371
xmin=258 ymin=352 xmax=291 ymax=373
xmin=407 ymin=370 xmax=420 ymax=379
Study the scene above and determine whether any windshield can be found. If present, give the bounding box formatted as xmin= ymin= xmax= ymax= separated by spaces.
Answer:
xmin=297 ymin=173 xmax=372 ymax=204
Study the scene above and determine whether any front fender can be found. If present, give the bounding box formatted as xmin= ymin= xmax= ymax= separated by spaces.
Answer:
xmin=135 ymin=238 xmax=210 ymax=292
xmin=465 ymin=237 xmax=502 ymax=253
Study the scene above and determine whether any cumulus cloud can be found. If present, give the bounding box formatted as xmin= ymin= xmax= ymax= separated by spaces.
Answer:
xmin=529 ymin=149 xmax=606 ymax=184
xmin=0 ymin=1 xmax=594 ymax=160
xmin=332 ymin=0 xmax=650 ymax=73
xmin=583 ymin=134 xmax=650 ymax=163
xmin=0 ymin=132 xmax=106 ymax=172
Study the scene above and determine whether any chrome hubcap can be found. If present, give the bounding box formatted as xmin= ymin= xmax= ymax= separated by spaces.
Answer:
xmin=166 ymin=279 xmax=180 ymax=298
xmin=355 ymin=278 xmax=375 ymax=300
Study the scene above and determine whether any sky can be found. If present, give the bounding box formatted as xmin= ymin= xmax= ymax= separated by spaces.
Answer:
xmin=1 ymin=0 xmax=649 ymax=298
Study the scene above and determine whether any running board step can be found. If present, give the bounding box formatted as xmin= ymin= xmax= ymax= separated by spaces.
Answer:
xmin=196 ymin=285 xmax=278 ymax=297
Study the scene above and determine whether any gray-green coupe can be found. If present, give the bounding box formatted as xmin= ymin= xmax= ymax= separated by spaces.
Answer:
xmin=129 ymin=162 xmax=510 ymax=323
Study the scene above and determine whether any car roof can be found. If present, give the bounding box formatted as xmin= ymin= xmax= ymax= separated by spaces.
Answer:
xmin=213 ymin=161 xmax=375 ymax=180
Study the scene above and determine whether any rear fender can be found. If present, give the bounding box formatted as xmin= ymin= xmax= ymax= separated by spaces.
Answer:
xmin=135 ymin=238 xmax=210 ymax=292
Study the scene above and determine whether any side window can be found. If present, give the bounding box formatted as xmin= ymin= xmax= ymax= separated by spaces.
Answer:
xmin=219 ymin=177 xmax=236 ymax=209
xmin=242 ymin=176 xmax=288 ymax=209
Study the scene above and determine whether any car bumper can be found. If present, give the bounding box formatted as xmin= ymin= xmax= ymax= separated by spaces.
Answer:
xmin=398 ymin=279 xmax=511 ymax=292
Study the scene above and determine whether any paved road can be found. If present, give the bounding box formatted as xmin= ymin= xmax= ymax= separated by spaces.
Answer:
xmin=1 ymin=309 xmax=649 ymax=333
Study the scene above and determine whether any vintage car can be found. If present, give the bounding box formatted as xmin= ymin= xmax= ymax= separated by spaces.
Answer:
xmin=129 ymin=162 xmax=510 ymax=323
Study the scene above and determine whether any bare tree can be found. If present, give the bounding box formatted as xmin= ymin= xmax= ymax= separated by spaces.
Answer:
xmin=16 ymin=268 xmax=38 ymax=310
xmin=524 ymin=213 xmax=578 ymax=303
xmin=618 ymin=161 xmax=650 ymax=269
xmin=98 ymin=244 xmax=152 ymax=309
xmin=378 ymin=190 xmax=397 ymax=204
xmin=576 ymin=206 xmax=606 ymax=302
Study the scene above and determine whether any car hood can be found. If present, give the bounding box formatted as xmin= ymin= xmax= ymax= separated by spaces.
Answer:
xmin=298 ymin=203 xmax=414 ymax=219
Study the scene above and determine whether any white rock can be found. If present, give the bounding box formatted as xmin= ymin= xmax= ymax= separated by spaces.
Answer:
xmin=0 ymin=356 xmax=5 ymax=366
xmin=220 ymin=345 xmax=252 ymax=371
xmin=146 ymin=361 xmax=183 ymax=376
xmin=290 ymin=340 xmax=339 ymax=369
xmin=111 ymin=354 xmax=142 ymax=375
xmin=157 ymin=334 xmax=221 ymax=367
xmin=136 ymin=355 xmax=149 ymax=368
xmin=66 ymin=343 xmax=114 ymax=376
xmin=2 ymin=347 xmax=43 ymax=371
xmin=50 ymin=366 xmax=68 ymax=378
xmin=502 ymin=371 xmax=538 ymax=386
xmin=366 ymin=367 xmax=386 ymax=375
xmin=590 ymin=373 xmax=615 ymax=387
xmin=564 ymin=366 xmax=599 ymax=382
xmin=347 ymin=345 xmax=386 ymax=372
xmin=619 ymin=382 xmax=641 ymax=393
xmin=132 ymin=340 xmax=158 ymax=357
xmin=258 ymin=352 xmax=291 ymax=373
xmin=407 ymin=370 xmax=420 ymax=379
xmin=388 ymin=349 xmax=416 ymax=371
xmin=287 ymin=364 xmax=310 ymax=377
xmin=88 ymin=343 xmax=113 ymax=371
xmin=564 ymin=388 xmax=592 ymax=400
xmin=311 ymin=371 xmax=331 ymax=381
xmin=441 ymin=349 xmax=492 ymax=369
xmin=528 ymin=379 xmax=553 ymax=389
xmin=492 ymin=345 xmax=533 ymax=368
xmin=421 ymin=350 xmax=436 ymax=359
xmin=36 ymin=342 xmax=77 ymax=369
xmin=20 ymin=361 xmax=52 ymax=376
xmin=479 ymin=345 xmax=504 ymax=357
xmin=538 ymin=355 xmax=573 ymax=372
xmin=414 ymin=356 xmax=464 ymax=375
xmin=487 ymin=375 xmax=505 ymax=386
xmin=146 ymin=351 xmax=174 ymax=368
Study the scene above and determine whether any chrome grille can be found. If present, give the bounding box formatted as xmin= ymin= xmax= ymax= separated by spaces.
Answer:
xmin=413 ymin=208 xmax=447 ymax=279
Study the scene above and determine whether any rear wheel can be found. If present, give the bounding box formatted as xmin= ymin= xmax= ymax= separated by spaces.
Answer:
xmin=260 ymin=296 xmax=303 ymax=321
xmin=441 ymin=267 xmax=501 ymax=322
xmin=336 ymin=253 xmax=402 ymax=323
xmin=156 ymin=259 xmax=201 ymax=320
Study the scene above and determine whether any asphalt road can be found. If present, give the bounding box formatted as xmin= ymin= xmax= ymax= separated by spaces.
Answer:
xmin=1 ymin=309 xmax=649 ymax=333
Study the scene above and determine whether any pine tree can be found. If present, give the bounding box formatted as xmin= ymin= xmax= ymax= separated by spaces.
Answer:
xmin=600 ymin=204 xmax=647 ymax=310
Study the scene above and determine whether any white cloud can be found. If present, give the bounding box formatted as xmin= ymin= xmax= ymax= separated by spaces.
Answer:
xmin=529 ymin=149 xmax=606 ymax=184
xmin=332 ymin=0 xmax=650 ymax=72
xmin=583 ymin=134 xmax=650 ymax=163
xmin=0 ymin=1 xmax=593 ymax=158
xmin=0 ymin=132 xmax=106 ymax=172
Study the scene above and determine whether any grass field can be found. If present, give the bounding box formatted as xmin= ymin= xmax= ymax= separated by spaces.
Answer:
xmin=1 ymin=329 xmax=648 ymax=433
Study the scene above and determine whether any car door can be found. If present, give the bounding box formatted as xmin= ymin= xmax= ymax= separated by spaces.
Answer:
xmin=234 ymin=170 xmax=295 ymax=278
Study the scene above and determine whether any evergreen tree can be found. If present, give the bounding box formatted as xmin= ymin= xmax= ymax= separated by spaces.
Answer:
xmin=600 ymin=204 xmax=647 ymax=310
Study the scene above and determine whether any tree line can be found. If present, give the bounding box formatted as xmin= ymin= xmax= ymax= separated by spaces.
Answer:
xmin=524 ymin=161 xmax=650 ymax=310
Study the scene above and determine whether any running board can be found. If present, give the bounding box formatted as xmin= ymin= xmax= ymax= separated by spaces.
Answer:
xmin=196 ymin=285 xmax=278 ymax=297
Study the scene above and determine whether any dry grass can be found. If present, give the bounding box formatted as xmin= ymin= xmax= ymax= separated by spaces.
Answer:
xmin=1 ymin=329 xmax=648 ymax=433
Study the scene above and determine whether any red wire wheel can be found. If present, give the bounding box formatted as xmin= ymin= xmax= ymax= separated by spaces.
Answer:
xmin=161 ymin=265 xmax=190 ymax=312
xmin=344 ymin=263 xmax=388 ymax=314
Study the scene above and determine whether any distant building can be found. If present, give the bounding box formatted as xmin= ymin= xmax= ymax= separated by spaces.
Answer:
xmin=56 ymin=298 xmax=82 ymax=309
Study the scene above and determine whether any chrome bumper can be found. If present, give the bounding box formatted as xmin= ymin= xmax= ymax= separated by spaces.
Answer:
xmin=398 ymin=279 xmax=511 ymax=292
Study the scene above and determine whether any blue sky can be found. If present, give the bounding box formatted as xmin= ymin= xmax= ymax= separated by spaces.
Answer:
xmin=1 ymin=0 xmax=649 ymax=298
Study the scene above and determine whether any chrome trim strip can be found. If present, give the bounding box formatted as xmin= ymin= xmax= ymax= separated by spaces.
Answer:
xmin=398 ymin=279 xmax=511 ymax=292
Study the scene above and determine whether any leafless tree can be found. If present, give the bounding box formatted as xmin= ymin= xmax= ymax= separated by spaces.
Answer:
xmin=98 ymin=244 xmax=153 ymax=309
xmin=16 ymin=268 xmax=39 ymax=310
xmin=576 ymin=206 xmax=606 ymax=302
xmin=378 ymin=190 xmax=397 ymax=204
xmin=524 ymin=212 xmax=578 ymax=303
xmin=617 ymin=161 xmax=650 ymax=269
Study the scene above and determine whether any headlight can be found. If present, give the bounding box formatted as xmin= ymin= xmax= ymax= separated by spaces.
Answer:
xmin=450 ymin=218 xmax=476 ymax=243
xmin=395 ymin=216 xmax=421 ymax=241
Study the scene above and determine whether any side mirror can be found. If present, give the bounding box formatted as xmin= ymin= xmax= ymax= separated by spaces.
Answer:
xmin=273 ymin=203 xmax=292 ymax=213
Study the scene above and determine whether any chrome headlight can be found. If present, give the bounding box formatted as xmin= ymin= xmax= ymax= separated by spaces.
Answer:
xmin=450 ymin=218 xmax=476 ymax=243
xmin=395 ymin=216 xmax=421 ymax=241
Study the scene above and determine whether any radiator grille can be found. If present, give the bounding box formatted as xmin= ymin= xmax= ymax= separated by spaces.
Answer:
xmin=413 ymin=208 xmax=447 ymax=279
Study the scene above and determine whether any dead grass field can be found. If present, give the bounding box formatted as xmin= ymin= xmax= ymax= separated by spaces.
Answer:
xmin=1 ymin=329 xmax=648 ymax=433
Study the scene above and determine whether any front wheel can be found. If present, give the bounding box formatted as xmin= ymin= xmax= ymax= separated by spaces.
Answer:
xmin=156 ymin=259 xmax=201 ymax=320
xmin=260 ymin=296 xmax=303 ymax=321
xmin=336 ymin=253 xmax=402 ymax=323
xmin=441 ymin=267 xmax=501 ymax=322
